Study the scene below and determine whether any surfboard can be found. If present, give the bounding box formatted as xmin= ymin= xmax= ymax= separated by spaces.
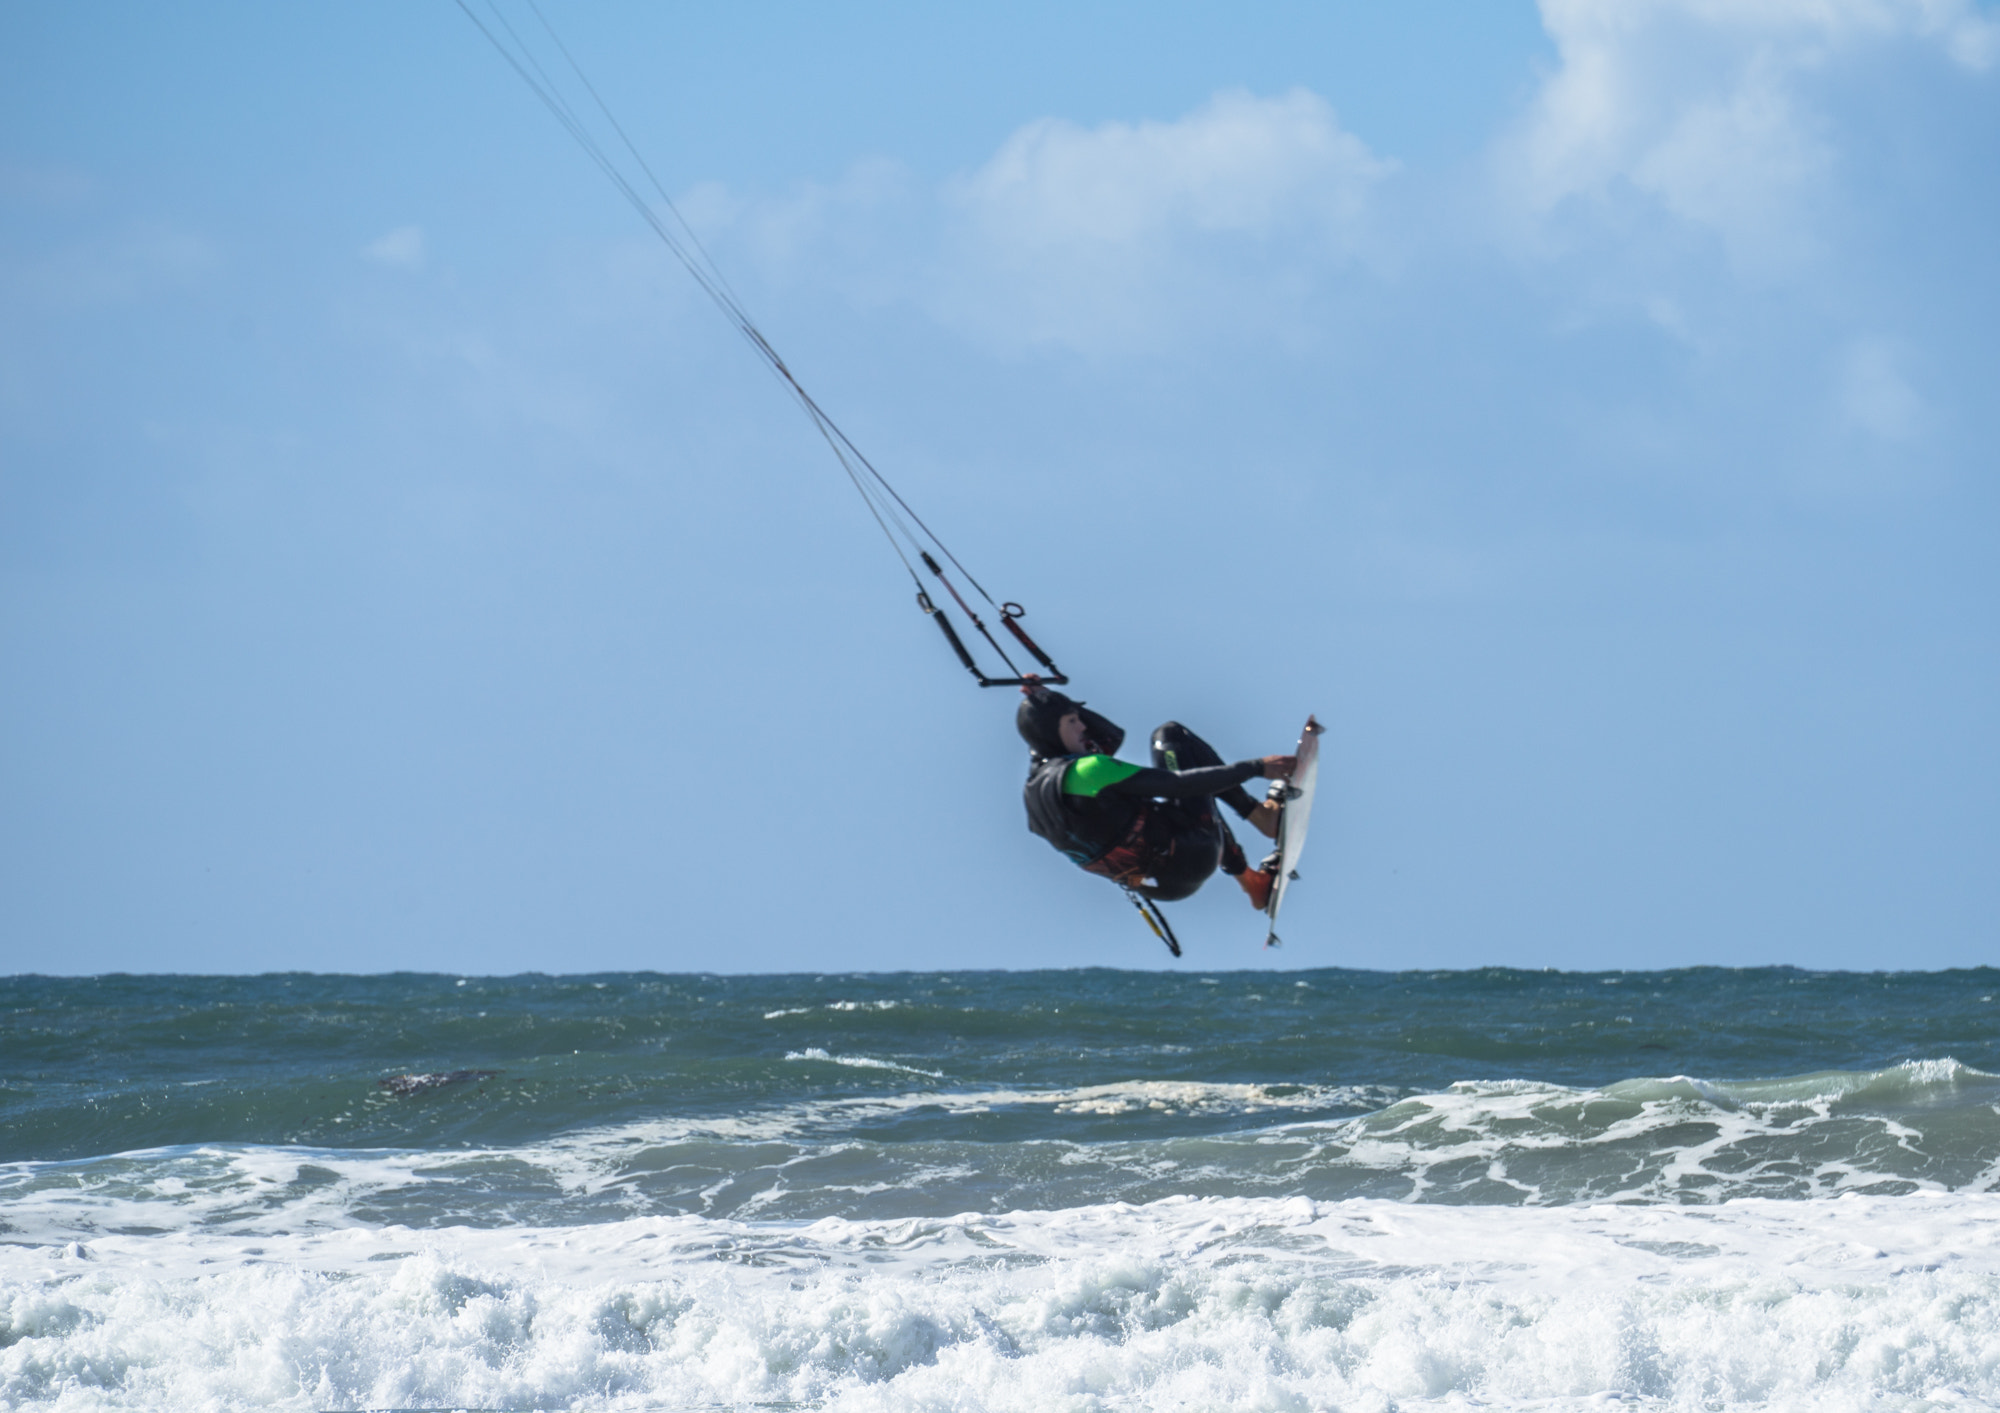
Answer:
xmin=1265 ymin=715 xmax=1323 ymax=947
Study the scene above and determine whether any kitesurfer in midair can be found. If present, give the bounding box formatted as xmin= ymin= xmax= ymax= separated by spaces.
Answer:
xmin=1017 ymin=681 xmax=1296 ymax=908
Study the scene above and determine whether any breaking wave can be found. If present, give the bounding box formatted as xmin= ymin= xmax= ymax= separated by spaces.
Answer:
xmin=5 ymin=1194 xmax=1999 ymax=1411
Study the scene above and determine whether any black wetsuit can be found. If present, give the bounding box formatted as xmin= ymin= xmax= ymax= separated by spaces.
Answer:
xmin=1024 ymin=722 xmax=1263 ymax=901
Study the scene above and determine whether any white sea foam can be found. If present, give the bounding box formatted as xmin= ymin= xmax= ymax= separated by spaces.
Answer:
xmin=0 ymin=1079 xmax=1393 ymax=1242
xmin=783 ymin=1048 xmax=944 ymax=1078
xmin=4 ymin=1064 xmax=1992 ymax=1240
xmin=628 ymin=1074 xmax=1375 ymax=1133
xmin=763 ymin=999 xmax=902 ymax=1019
xmin=3 ymin=1193 xmax=1997 ymax=1410
xmin=1277 ymin=1058 xmax=2000 ymax=1205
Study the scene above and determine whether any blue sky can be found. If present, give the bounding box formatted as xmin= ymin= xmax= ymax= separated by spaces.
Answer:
xmin=4 ymin=1 xmax=1996 ymax=975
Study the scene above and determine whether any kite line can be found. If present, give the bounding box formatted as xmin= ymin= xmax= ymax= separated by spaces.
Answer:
xmin=452 ymin=0 xmax=1065 ymax=686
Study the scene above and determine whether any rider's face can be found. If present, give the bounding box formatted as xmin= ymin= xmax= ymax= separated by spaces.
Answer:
xmin=1058 ymin=711 xmax=1090 ymax=754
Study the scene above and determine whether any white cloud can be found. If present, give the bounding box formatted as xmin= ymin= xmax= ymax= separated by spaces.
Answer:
xmin=952 ymin=88 xmax=1385 ymax=246
xmin=936 ymin=88 xmax=1393 ymax=351
xmin=675 ymin=90 xmax=1392 ymax=354
xmin=363 ymin=225 xmax=425 ymax=268
xmin=682 ymin=158 xmax=922 ymax=305
xmin=1500 ymin=0 xmax=1999 ymax=269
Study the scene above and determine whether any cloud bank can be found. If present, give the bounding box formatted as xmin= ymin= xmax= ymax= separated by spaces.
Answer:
xmin=935 ymin=88 xmax=1392 ymax=351
xmin=1500 ymin=0 xmax=1999 ymax=269
xmin=682 ymin=0 xmax=1991 ymax=397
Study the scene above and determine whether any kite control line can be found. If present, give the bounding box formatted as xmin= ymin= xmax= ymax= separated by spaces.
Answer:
xmin=454 ymin=0 xmax=1065 ymax=689
xmin=917 ymin=553 xmax=1066 ymax=688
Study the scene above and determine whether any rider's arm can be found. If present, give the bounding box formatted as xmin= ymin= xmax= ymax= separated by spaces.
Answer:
xmin=1064 ymin=755 xmax=1263 ymax=800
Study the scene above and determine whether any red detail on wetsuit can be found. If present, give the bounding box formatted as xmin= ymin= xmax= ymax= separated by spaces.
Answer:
xmin=1082 ymin=806 xmax=1156 ymax=886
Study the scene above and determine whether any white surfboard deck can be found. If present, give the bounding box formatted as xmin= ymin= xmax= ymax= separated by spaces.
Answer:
xmin=1265 ymin=715 xmax=1323 ymax=947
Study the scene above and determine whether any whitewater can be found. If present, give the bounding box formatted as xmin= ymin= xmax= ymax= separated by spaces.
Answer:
xmin=3 ymin=968 xmax=1997 ymax=1411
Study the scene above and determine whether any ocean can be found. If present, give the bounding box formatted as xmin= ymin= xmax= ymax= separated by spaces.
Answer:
xmin=2 ymin=967 xmax=1996 ymax=1411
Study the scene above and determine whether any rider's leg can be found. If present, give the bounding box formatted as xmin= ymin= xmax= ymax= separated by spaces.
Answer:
xmin=1214 ymin=808 xmax=1275 ymax=908
xmin=1139 ymin=812 xmax=1271 ymax=909
xmin=1132 ymin=797 xmax=1223 ymax=902
xmin=1137 ymin=725 xmax=1270 ymax=904
xmin=1153 ymin=722 xmax=1261 ymax=821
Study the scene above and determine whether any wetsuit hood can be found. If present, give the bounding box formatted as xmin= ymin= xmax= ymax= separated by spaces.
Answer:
xmin=1016 ymin=685 xmax=1124 ymax=761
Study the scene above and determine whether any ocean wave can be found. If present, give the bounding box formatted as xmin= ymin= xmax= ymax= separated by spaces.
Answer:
xmin=3 ymin=1194 xmax=1998 ymax=1411
xmin=764 ymin=999 xmax=903 ymax=1020
xmin=1 ymin=1061 xmax=1992 ymax=1237
xmin=1285 ymin=1058 xmax=2000 ymax=1205
xmin=557 ymin=1076 xmax=1389 ymax=1140
xmin=1605 ymin=1056 xmax=1998 ymax=1110
xmin=12 ymin=968 xmax=1998 ymax=1176
xmin=783 ymin=1048 xmax=945 ymax=1079
xmin=0 ymin=1080 xmax=1390 ymax=1239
